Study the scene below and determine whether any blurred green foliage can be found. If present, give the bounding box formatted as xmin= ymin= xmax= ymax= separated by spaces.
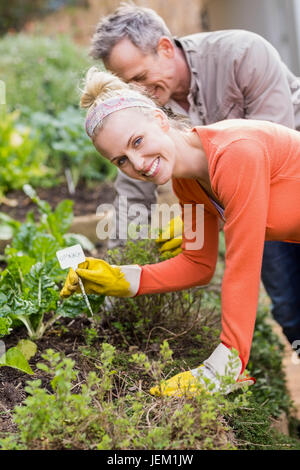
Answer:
xmin=0 ymin=34 xmax=93 ymax=114
xmin=0 ymin=109 xmax=55 ymax=198
xmin=0 ymin=34 xmax=116 ymax=191
xmin=27 ymin=107 xmax=117 ymax=189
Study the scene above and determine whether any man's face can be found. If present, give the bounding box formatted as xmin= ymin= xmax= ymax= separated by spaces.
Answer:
xmin=105 ymin=37 xmax=178 ymax=106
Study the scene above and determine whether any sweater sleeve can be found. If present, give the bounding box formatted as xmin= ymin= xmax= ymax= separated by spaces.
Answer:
xmin=211 ymin=139 xmax=270 ymax=367
xmin=138 ymin=199 xmax=219 ymax=295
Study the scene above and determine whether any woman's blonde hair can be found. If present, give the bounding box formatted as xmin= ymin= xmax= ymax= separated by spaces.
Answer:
xmin=80 ymin=66 xmax=134 ymax=109
xmin=80 ymin=66 xmax=190 ymax=135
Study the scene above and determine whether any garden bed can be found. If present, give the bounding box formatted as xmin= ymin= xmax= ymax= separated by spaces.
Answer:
xmin=1 ymin=236 xmax=300 ymax=450
xmin=0 ymin=186 xmax=299 ymax=449
xmin=0 ymin=181 xmax=116 ymax=249
xmin=0 ymin=182 xmax=299 ymax=450
xmin=0 ymin=181 xmax=116 ymax=220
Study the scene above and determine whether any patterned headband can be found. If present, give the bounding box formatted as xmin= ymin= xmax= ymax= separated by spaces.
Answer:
xmin=85 ymin=93 xmax=156 ymax=138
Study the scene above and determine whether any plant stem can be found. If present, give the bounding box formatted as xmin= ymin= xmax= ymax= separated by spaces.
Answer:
xmin=65 ymin=168 xmax=75 ymax=195
xmin=18 ymin=315 xmax=35 ymax=338
xmin=38 ymin=278 xmax=41 ymax=307
xmin=35 ymin=312 xmax=62 ymax=340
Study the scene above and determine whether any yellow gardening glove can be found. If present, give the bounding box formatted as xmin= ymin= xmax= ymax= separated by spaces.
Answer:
xmin=150 ymin=344 xmax=256 ymax=397
xmin=155 ymin=215 xmax=183 ymax=257
xmin=150 ymin=367 xmax=208 ymax=398
xmin=149 ymin=368 xmax=255 ymax=398
xmin=60 ymin=258 xmax=141 ymax=298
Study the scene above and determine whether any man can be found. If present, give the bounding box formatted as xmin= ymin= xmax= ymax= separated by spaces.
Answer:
xmin=90 ymin=4 xmax=300 ymax=348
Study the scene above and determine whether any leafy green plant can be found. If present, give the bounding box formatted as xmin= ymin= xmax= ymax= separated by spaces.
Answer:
xmin=0 ymin=349 xmax=97 ymax=450
xmin=0 ymin=185 xmax=104 ymax=339
xmin=0 ymin=109 xmax=54 ymax=200
xmin=0 ymin=34 xmax=115 ymax=192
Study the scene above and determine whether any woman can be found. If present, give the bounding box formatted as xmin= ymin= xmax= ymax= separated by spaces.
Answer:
xmin=61 ymin=67 xmax=300 ymax=396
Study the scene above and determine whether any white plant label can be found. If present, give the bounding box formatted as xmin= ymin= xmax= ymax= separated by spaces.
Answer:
xmin=56 ymin=244 xmax=86 ymax=270
xmin=56 ymin=244 xmax=93 ymax=316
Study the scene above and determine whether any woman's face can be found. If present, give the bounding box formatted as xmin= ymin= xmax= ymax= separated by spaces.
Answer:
xmin=94 ymin=108 xmax=176 ymax=185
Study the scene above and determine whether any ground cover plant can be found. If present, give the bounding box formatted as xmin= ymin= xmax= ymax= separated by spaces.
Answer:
xmin=0 ymin=230 xmax=299 ymax=450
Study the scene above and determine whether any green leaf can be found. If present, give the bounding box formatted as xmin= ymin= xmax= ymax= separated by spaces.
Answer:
xmin=57 ymin=294 xmax=88 ymax=319
xmin=0 ymin=317 xmax=12 ymax=337
xmin=0 ymin=347 xmax=34 ymax=374
xmin=31 ymin=233 xmax=60 ymax=263
xmin=11 ymin=222 xmax=39 ymax=253
xmin=57 ymin=294 xmax=104 ymax=319
xmin=24 ymin=262 xmax=59 ymax=313
xmin=51 ymin=199 xmax=74 ymax=235
xmin=5 ymin=252 xmax=36 ymax=282
xmin=0 ymin=223 xmax=14 ymax=240
xmin=0 ymin=212 xmax=20 ymax=240
xmin=23 ymin=184 xmax=52 ymax=215
xmin=16 ymin=339 xmax=37 ymax=360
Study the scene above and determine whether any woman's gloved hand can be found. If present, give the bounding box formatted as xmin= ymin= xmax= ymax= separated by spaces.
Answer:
xmin=155 ymin=215 xmax=183 ymax=257
xmin=60 ymin=258 xmax=142 ymax=298
xmin=150 ymin=344 xmax=255 ymax=397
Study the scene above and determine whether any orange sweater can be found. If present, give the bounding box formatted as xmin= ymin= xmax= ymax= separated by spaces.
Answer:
xmin=138 ymin=119 xmax=300 ymax=368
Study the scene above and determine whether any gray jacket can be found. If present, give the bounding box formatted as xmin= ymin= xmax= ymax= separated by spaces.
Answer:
xmin=108 ymin=29 xmax=300 ymax=247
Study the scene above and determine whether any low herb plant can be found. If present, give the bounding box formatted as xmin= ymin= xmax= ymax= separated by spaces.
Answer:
xmin=101 ymin=240 xmax=217 ymax=360
xmin=0 ymin=344 xmax=247 ymax=450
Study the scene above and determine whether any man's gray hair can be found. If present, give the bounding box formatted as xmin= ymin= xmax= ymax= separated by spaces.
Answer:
xmin=90 ymin=3 xmax=173 ymax=61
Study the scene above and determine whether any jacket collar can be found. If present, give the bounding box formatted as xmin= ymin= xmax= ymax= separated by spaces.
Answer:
xmin=169 ymin=37 xmax=207 ymax=125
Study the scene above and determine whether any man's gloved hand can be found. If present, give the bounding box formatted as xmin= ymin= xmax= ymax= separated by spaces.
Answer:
xmin=155 ymin=215 xmax=183 ymax=257
xmin=60 ymin=258 xmax=142 ymax=298
xmin=150 ymin=344 xmax=255 ymax=397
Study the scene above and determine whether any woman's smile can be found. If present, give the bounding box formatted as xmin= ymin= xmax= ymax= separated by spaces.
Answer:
xmin=142 ymin=156 xmax=160 ymax=177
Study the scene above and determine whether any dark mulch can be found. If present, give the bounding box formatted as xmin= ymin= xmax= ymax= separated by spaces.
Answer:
xmin=0 ymin=181 xmax=116 ymax=220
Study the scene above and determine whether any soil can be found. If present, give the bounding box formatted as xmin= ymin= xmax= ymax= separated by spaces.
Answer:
xmin=0 ymin=181 xmax=116 ymax=221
